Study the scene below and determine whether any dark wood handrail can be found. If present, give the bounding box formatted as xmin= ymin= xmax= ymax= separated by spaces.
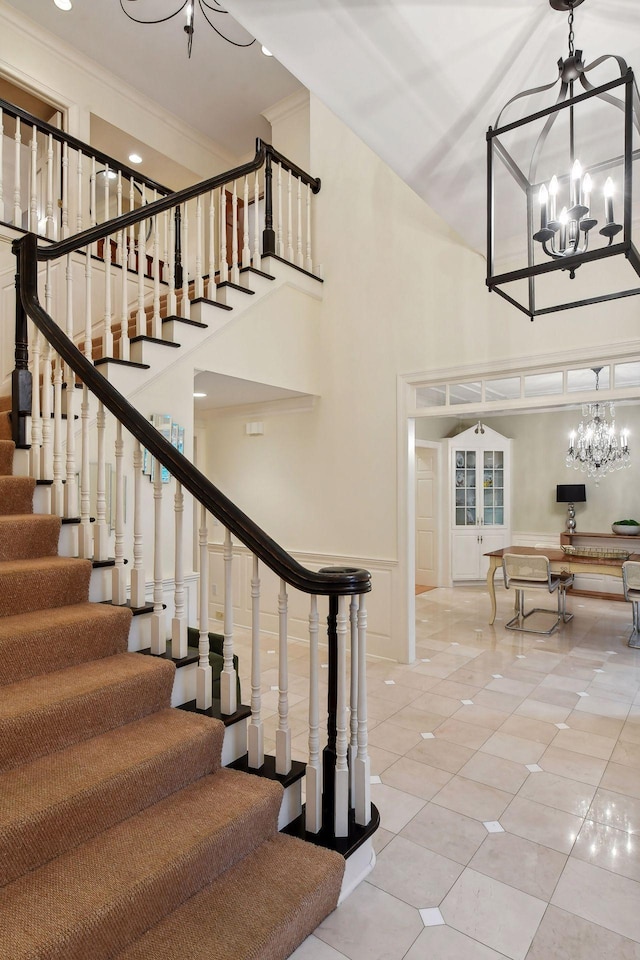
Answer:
xmin=33 ymin=140 xmax=321 ymax=262
xmin=13 ymin=232 xmax=370 ymax=598
xmin=0 ymin=95 xmax=171 ymax=195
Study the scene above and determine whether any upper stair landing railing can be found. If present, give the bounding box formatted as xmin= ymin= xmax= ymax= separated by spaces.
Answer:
xmin=0 ymin=96 xmax=171 ymax=241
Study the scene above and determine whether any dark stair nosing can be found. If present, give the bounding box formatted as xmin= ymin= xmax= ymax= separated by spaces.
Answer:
xmin=263 ymin=253 xmax=324 ymax=283
xmin=100 ymin=599 xmax=157 ymax=616
xmin=162 ymin=315 xmax=209 ymax=328
xmin=94 ymin=357 xmax=151 ymax=370
xmin=178 ymin=698 xmax=252 ymax=728
xmin=229 ymin=752 xmax=306 ymax=790
xmin=282 ymin=803 xmax=380 ymax=860
xmin=216 ymin=281 xmax=255 ymax=295
xmin=129 ymin=335 xmax=181 ymax=348
xmin=92 ymin=557 xmax=128 ymax=568
xmin=239 ymin=265 xmax=276 ymax=281
xmin=189 ymin=297 xmax=233 ymax=312
xmin=138 ymin=641 xmax=199 ymax=668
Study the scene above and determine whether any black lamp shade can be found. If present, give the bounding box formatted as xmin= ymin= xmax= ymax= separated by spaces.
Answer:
xmin=556 ymin=484 xmax=586 ymax=504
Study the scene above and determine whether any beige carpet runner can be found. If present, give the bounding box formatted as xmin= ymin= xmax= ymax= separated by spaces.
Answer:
xmin=0 ymin=410 xmax=344 ymax=960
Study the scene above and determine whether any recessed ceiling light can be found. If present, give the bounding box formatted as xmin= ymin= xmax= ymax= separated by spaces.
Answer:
xmin=128 ymin=153 xmax=143 ymax=164
xmin=54 ymin=0 xmax=73 ymax=9
xmin=261 ymin=46 xmax=273 ymax=57
xmin=193 ymin=392 xmax=207 ymax=398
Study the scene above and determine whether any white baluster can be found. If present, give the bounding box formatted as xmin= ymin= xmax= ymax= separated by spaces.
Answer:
xmin=181 ymin=201 xmax=190 ymax=319
xmin=195 ymin=194 xmax=204 ymax=300
xmin=253 ymin=170 xmax=261 ymax=270
xmin=128 ymin=179 xmax=136 ymax=270
xmin=355 ymin=594 xmax=371 ymax=826
xmin=242 ymin=176 xmax=251 ymax=269
xmin=287 ymin=169 xmax=294 ymax=262
xmin=83 ymin=244 xmax=93 ymax=361
xmin=52 ymin=355 xmax=64 ymax=516
xmin=248 ymin=555 xmax=264 ymax=769
xmin=349 ymin=596 xmax=358 ymax=804
xmin=231 ymin=180 xmax=239 ymax=285
xmin=305 ymin=182 xmax=313 ymax=273
xmin=296 ymin=176 xmax=304 ymax=267
xmin=29 ymin=126 xmax=37 ymax=233
xmin=151 ymin=469 xmax=166 ymax=654
xmin=221 ymin=527 xmax=237 ymax=715
xmin=207 ymin=190 xmax=216 ymax=299
xmin=30 ymin=325 xmax=42 ymax=480
xmin=172 ymin=482 xmax=188 ymax=658
xmin=130 ymin=441 xmax=146 ymax=607
xmin=276 ymin=579 xmax=291 ymax=776
xmin=41 ymin=264 xmax=54 ymax=486
xmin=111 ymin=420 xmax=126 ymax=604
xmin=136 ymin=183 xmax=146 ymax=336
xmin=219 ymin=187 xmax=228 ymax=283
xmin=90 ymin=157 xmax=97 ymax=234
xmin=306 ymin=594 xmax=322 ymax=833
xmin=277 ymin=163 xmax=283 ymax=257
xmin=46 ymin=134 xmax=54 ymax=239
xmin=103 ymin=169 xmax=113 ymax=358
xmin=335 ymin=594 xmax=349 ymax=837
xmin=78 ymin=385 xmax=92 ymax=560
xmin=118 ymin=174 xmax=129 ymax=361
xmin=61 ymin=142 xmax=69 ymax=239
xmin=0 ymin=108 xmax=4 ymax=221
xmin=197 ymin=504 xmax=212 ymax=710
xmin=151 ymin=199 xmax=161 ymax=339
xmin=93 ymin=402 xmax=109 ymax=560
xmin=13 ymin=116 xmax=21 ymax=228
xmin=168 ymin=207 xmax=177 ymax=317
xmin=64 ymin=255 xmax=78 ymax=536
xmin=76 ymin=149 xmax=83 ymax=233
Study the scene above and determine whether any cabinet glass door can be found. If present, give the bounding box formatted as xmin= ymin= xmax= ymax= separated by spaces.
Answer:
xmin=454 ymin=450 xmax=476 ymax=526
xmin=482 ymin=450 xmax=504 ymax=526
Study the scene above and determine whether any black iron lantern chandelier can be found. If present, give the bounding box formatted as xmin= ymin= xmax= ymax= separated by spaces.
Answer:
xmin=120 ymin=0 xmax=256 ymax=59
xmin=486 ymin=0 xmax=640 ymax=320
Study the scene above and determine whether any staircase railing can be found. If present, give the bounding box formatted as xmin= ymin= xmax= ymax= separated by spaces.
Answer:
xmin=11 ymin=138 xmax=375 ymax=852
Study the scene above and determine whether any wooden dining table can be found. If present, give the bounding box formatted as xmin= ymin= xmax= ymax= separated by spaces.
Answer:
xmin=484 ymin=545 xmax=640 ymax=625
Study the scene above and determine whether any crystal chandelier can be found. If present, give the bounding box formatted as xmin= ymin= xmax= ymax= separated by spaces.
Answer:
xmin=566 ymin=367 xmax=630 ymax=482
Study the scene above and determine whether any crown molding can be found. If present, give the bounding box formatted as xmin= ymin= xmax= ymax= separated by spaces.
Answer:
xmin=261 ymin=88 xmax=310 ymax=127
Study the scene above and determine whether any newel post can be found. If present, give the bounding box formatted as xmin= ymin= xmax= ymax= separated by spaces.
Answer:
xmin=173 ymin=206 xmax=183 ymax=290
xmin=262 ymin=152 xmax=276 ymax=258
xmin=12 ymin=260 xmax=32 ymax=447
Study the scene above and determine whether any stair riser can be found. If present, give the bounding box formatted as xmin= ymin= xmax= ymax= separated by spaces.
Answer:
xmin=0 ymin=560 xmax=92 ymax=617
xmin=0 ymin=657 xmax=174 ymax=773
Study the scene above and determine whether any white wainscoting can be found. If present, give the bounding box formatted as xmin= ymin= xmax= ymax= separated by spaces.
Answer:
xmin=207 ymin=542 xmax=397 ymax=661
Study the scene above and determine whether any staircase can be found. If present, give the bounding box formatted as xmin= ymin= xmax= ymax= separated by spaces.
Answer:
xmin=0 ymin=417 xmax=345 ymax=959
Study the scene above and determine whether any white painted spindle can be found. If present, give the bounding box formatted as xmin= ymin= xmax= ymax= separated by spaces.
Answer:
xmin=128 ymin=179 xmax=136 ymax=270
xmin=61 ymin=142 xmax=69 ymax=238
xmin=0 ymin=108 xmax=4 ymax=221
xmin=242 ymin=176 xmax=250 ymax=268
xmin=355 ymin=594 xmax=371 ymax=826
xmin=94 ymin=402 xmax=109 ymax=561
xmin=90 ymin=157 xmax=97 ymax=232
xmin=130 ymin=441 xmax=146 ymax=607
xmin=52 ymin=355 xmax=64 ymax=516
xmin=103 ymin=169 xmax=113 ymax=358
xmin=112 ymin=420 xmax=126 ymax=604
xmin=305 ymin=183 xmax=313 ymax=273
xmin=197 ymin=504 xmax=212 ymax=710
xmin=276 ymin=579 xmax=291 ymax=775
xmin=168 ymin=208 xmax=177 ymax=317
xmin=287 ymin=169 xmax=294 ymax=263
xmin=13 ymin=116 xmax=21 ymax=228
xmin=231 ymin=180 xmax=239 ymax=285
xmin=30 ymin=326 xmax=42 ymax=480
xmin=248 ymin=554 xmax=264 ymax=769
xmin=64 ymin=255 xmax=78 ymax=532
xmin=29 ymin=126 xmax=37 ymax=233
xmin=83 ymin=244 xmax=93 ymax=361
xmin=136 ymin=184 xmax=146 ymax=336
xmin=306 ymin=594 xmax=322 ymax=833
xmin=46 ymin=134 xmax=54 ymax=239
xmin=76 ymin=149 xmax=83 ymax=233
xmin=151 ymin=202 xmax=161 ymax=339
xmin=195 ymin=194 xmax=204 ymax=300
xmin=335 ymin=594 xmax=349 ymax=837
xmin=118 ymin=175 xmax=129 ymax=361
xmin=78 ymin=385 xmax=92 ymax=560
xmin=252 ymin=170 xmax=261 ymax=270
xmin=296 ymin=176 xmax=304 ymax=267
xmin=221 ymin=527 xmax=237 ymax=715
xmin=151 ymin=469 xmax=166 ymax=654
xmin=172 ymin=482 xmax=188 ymax=658
xmin=219 ymin=187 xmax=228 ymax=283
xmin=207 ymin=190 xmax=216 ymax=299
xmin=181 ymin=201 xmax=190 ymax=319
xmin=41 ymin=264 xmax=54 ymax=486
xmin=349 ymin=596 xmax=358 ymax=803
xmin=276 ymin=163 xmax=283 ymax=257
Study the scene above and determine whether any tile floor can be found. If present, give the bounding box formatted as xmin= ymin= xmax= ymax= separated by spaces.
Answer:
xmin=252 ymin=583 xmax=640 ymax=960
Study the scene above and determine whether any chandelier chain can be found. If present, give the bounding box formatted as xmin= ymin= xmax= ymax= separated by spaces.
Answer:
xmin=567 ymin=2 xmax=575 ymax=57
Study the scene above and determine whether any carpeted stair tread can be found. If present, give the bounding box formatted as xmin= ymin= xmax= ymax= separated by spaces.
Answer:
xmin=0 ymin=601 xmax=132 ymax=686
xmin=0 ymin=708 xmax=224 ymax=886
xmin=0 ymin=475 xmax=36 ymax=515
xmin=0 ymin=769 xmax=283 ymax=960
xmin=0 ymin=555 xmax=92 ymax=616
xmin=114 ymin=833 xmax=344 ymax=960
xmin=0 ymin=652 xmax=175 ymax=772
xmin=0 ymin=439 xmax=14 ymax=475
xmin=0 ymin=513 xmax=60 ymax=561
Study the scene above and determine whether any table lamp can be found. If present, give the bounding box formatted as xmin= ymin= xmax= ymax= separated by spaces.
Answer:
xmin=556 ymin=484 xmax=586 ymax=532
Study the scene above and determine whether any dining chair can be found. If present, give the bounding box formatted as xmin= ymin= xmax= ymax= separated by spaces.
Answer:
xmin=502 ymin=553 xmax=573 ymax=635
xmin=622 ymin=560 xmax=640 ymax=649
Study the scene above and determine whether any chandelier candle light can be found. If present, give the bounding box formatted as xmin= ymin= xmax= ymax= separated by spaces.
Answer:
xmin=486 ymin=0 xmax=640 ymax=319
xmin=120 ymin=0 xmax=257 ymax=59
xmin=566 ymin=367 xmax=630 ymax=482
